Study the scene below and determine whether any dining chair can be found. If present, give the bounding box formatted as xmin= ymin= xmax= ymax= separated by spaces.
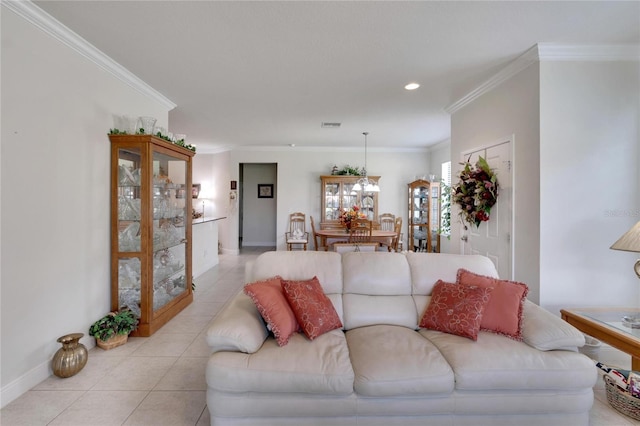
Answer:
xmin=378 ymin=213 xmax=395 ymax=250
xmin=285 ymin=212 xmax=309 ymax=251
xmin=378 ymin=213 xmax=395 ymax=231
xmin=391 ymin=217 xmax=403 ymax=252
xmin=309 ymin=215 xmax=324 ymax=251
xmin=349 ymin=219 xmax=373 ymax=244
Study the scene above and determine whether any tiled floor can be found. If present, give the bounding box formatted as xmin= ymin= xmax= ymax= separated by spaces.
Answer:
xmin=1 ymin=246 xmax=638 ymax=425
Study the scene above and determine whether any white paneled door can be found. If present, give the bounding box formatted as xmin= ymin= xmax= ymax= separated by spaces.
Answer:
xmin=460 ymin=140 xmax=513 ymax=280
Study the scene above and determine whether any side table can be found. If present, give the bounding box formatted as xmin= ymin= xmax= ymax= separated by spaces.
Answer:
xmin=561 ymin=308 xmax=640 ymax=370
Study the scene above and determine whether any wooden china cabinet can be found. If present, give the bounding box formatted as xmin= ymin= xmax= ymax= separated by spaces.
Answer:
xmin=320 ymin=175 xmax=380 ymax=228
xmin=109 ymin=134 xmax=195 ymax=336
xmin=408 ymin=179 xmax=441 ymax=253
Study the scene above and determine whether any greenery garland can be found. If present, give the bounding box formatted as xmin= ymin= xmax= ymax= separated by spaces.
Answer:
xmin=109 ymin=128 xmax=196 ymax=152
xmin=452 ymin=156 xmax=499 ymax=228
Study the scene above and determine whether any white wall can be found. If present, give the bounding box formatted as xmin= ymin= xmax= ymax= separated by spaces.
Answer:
xmin=212 ymin=148 xmax=430 ymax=252
xmin=539 ymin=61 xmax=640 ymax=313
xmin=451 ymin=63 xmax=541 ymax=302
xmin=1 ymin=10 xmax=170 ymax=406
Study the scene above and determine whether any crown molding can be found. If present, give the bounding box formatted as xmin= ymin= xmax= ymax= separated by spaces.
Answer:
xmin=426 ymin=139 xmax=451 ymax=153
xmin=445 ymin=45 xmax=540 ymax=114
xmin=446 ymin=43 xmax=640 ymax=114
xmin=537 ymin=43 xmax=640 ymax=62
xmin=2 ymin=0 xmax=176 ymax=110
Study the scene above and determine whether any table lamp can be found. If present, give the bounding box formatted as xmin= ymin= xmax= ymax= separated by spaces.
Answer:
xmin=610 ymin=220 xmax=640 ymax=327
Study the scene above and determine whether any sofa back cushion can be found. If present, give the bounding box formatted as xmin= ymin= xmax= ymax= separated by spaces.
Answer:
xmin=342 ymin=252 xmax=416 ymax=330
xmin=406 ymin=252 xmax=499 ymax=295
xmin=247 ymin=251 xmax=344 ymax=322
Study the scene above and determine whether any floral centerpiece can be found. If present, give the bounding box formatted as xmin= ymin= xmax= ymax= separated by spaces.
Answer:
xmin=339 ymin=205 xmax=366 ymax=230
xmin=452 ymin=156 xmax=499 ymax=228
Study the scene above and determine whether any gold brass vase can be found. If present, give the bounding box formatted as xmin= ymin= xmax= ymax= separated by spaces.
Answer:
xmin=52 ymin=333 xmax=88 ymax=378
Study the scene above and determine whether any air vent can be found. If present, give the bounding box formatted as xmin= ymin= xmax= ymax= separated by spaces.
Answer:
xmin=321 ymin=122 xmax=341 ymax=128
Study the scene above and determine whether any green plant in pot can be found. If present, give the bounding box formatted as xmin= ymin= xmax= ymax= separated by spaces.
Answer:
xmin=89 ymin=309 xmax=138 ymax=350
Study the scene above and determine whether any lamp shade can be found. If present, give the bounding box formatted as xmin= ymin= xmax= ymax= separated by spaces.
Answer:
xmin=611 ymin=221 xmax=640 ymax=253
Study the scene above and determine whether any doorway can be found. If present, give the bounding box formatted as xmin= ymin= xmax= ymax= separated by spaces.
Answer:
xmin=239 ymin=163 xmax=277 ymax=248
xmin=460 ymin=139 xmax=513 ymax=280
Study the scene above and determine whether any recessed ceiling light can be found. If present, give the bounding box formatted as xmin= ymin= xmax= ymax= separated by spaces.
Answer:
xmin=404 ymin=83 xmax=420 ymax=90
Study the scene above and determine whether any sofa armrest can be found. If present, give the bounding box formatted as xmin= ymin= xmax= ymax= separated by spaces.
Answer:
xmin=206 ymin=292 xmax=268 ymax=354
xmin=521 ymin=300 xmax=585 ymax=351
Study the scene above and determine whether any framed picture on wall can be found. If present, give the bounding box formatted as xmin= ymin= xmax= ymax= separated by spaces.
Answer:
xmin=192 ymin=183 xmax=201 ymax=199
xmin=258 ymin=184 xmax=273 ymax=198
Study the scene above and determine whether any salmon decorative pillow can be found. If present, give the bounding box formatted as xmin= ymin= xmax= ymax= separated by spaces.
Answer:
xmin=244 ymin=276 xmax=299 ymax=346
xmin=419 ymin=280 xmax=494 ymax=341
xmin=282 ymin=276 xmax=342 ymax=340
xmin=456 ymin=269 xmax=528 ymax=341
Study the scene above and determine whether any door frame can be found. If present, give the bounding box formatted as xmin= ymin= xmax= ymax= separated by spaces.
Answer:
xmin=459 ymin=136 xmax=515 ymax=279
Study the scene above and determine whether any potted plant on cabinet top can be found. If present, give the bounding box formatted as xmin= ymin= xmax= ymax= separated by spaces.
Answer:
xmin=88 ymin=309 xmax=138 ymax=350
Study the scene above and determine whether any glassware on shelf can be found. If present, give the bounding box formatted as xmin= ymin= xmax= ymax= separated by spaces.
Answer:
xmin=118 ymin=258 xmax=141 ymax=316
xmin=118 ymin=196 xmax=141 ymax=220
xmin=119 ymin=222 xmax=141 ymax=252
xmin=119 ymin=165 xmax=137 ymax=186
xmin=118 ymin=258 xmax=141 ymax=289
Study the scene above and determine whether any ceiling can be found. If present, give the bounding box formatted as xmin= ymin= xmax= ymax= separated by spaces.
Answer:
xmin=33 ymin=1 xmax=640 ymax=153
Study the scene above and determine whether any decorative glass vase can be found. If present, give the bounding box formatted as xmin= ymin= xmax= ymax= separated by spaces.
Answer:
xmin=52 ymin=333 xmax=88 ymax=378
xmin=138 ymin=116 xmax=157 ymax=135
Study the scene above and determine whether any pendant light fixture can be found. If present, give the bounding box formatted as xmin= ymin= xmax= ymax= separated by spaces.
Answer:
xmin=352 ymin=132 xmax=380 ymax=192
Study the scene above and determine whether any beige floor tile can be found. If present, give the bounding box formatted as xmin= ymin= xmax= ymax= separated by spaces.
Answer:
xmin=196 ymin=405 xmax=210 ymax=426
xmin=123 ymin=391 xmax=206 ymax=426
xmin=88 ymin=336 xmax=148 ymax=358
xmin=182 ymin=332 xmax=212 ymax=357
xmin=156 ymin=315 xmax=212 ymax=335
xmin=131 ymin=332 xmax=198 ymax=357
xmin=154 ymin=357 xmax=208 ymax=391
xmin=34 ymin=356 xmax=125 ymax=391
xmin=195 ymin=290 xmax=234 ymax=304
xmin=48 ymin=390 xmax=148 ymax=426
xmin=589 ymin=396 xmax=637 ymax=425
xmin=0 ymin=390 xmax=83 ymax=425
xmin=91 ymin=357 xmax=177 ymax=391
xmin=179 ymin=302 xmax=220 ymax=318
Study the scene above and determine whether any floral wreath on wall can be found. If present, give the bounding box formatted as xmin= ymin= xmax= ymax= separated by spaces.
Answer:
xmin=452 ymin=156 xmax=499 ymax=228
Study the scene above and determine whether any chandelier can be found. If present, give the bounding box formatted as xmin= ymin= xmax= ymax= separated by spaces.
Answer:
xmin=352 ymin=132 xmax=379 ymax=192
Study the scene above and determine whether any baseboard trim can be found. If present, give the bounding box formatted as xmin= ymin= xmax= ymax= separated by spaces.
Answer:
xmin=1 ymin=340 xmax=97 ymax=409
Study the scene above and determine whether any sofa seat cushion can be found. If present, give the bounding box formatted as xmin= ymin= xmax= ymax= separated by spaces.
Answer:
xmin=346 ymin=325 xmax=454 ymax=397
xmin=206 ymin=329 xmax=354 ymax=395
xmin=419 ymin=329 xmax=597 ymax=391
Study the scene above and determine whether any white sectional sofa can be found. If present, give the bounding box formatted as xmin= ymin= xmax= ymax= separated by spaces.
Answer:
xmin=205 ymin=251 xmax=597 ymax=426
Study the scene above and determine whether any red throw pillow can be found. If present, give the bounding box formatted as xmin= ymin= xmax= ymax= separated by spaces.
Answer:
xmin=456 ymin=269 xmax=529 ymax=340
xmin=419 ymin=280 xmax=494 ymax=341
xmin=281 ymin=276 xmax=343 ymax=340
xmin=244 ymin=276 xmax=299 ymax=346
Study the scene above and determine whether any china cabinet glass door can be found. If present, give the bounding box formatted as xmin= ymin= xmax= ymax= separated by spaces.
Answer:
xmin=408 ymin=179 xmax=440 ymax=252
xmin=117 ymin=147 xmax=142 ymax=317
xmin=320 ymin=175 xmax=380 ymax=227
xmin=151 ymin=150 xmax=187 ymax=313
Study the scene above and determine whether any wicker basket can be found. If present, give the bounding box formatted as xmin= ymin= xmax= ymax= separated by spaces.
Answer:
xmin=604 ymin=375 xmax=640 ymax=420
xmin=96 ymin=333 xmax=128 ymax=350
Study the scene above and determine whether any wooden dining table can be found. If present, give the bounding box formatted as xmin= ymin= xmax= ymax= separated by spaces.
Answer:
xmin=315 ymin=228 xmax=396 ymax=251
